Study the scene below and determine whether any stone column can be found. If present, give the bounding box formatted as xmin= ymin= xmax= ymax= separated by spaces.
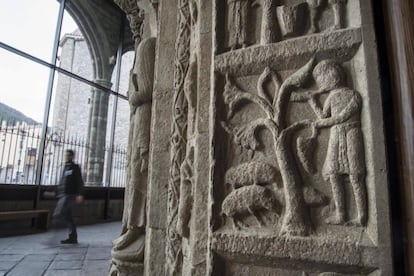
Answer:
xmin=86 ymin=79 xmax=112 ymax=186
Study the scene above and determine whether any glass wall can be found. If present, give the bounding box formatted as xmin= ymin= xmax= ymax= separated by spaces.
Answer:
xmin=0 ymin=0 xmax=130 ymax=187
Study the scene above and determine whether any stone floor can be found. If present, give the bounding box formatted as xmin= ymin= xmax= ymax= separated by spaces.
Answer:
xmin=0 ymin=221 xmax=121 ymax=276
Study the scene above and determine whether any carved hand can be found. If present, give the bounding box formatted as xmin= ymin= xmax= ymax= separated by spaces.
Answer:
xmin=291 ymin=91 xmax=312 ymax=102
xmin=290 ymin=89 xmax=323 ymax=102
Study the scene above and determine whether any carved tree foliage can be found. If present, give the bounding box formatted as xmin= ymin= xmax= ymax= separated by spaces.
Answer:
xmin=221 ymin=58 xmax=320 ymax=236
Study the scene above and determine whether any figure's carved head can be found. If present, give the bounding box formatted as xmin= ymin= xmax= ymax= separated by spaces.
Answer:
xmin=312 ymin=60 xmax=345 ymax=91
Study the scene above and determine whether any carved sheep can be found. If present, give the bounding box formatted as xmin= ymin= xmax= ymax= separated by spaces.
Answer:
xmin=225 ymin=162 xmax=278 ymax=189
xmin=221 ymin=185 xmax=280 ymax=230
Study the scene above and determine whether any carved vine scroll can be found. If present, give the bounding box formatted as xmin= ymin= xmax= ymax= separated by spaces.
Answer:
xmin=166 ymin=0 xmax=192 ymax=274
xmin=114 ymin=0 xmax=144 ymax=46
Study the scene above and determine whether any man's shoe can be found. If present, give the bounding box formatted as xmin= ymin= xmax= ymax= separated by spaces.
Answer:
xmin=60 ymin=238 xmax=78 ymax=244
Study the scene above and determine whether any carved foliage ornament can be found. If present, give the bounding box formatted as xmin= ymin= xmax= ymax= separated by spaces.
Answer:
xmin=167 ymin=0 xmax=193 ymax=274
xmin=221 ymin=58 xmax=367 ymax=236
xmin=114 ymin=0 xmax=144 ymax=45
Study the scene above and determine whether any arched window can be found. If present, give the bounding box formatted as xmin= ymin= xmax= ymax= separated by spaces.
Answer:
xmin=0 ymin=0 xmax=132 ymax=187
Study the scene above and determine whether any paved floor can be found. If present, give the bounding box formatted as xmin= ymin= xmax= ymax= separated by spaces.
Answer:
xmin=0 ymin=221 xmax=121 ymax=276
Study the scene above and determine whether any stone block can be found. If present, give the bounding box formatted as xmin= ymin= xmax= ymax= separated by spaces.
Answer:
xmin=7 ymin=260 xmax=50 ymax=276
xmin=49 ymin=260 xmax=83 ymax=270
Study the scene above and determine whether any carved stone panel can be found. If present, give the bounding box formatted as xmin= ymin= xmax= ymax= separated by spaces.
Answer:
xmin=212 ymin=0 xmax=392 ymax=275
xmin=217 ymin=0 xmax=351 ymax=54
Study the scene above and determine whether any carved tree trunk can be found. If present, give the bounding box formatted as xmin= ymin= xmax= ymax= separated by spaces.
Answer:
xmin=275 ymin=126 xmax=310 ymax=236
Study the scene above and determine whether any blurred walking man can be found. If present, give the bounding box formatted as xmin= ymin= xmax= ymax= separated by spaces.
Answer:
xmin=53 ymin=149 xmax=84 ymax=244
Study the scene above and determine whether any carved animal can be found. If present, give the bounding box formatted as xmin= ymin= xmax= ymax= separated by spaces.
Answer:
xmin=225 ymin=162 xmax=278 ymax=189
xmin=273 ymin=185 xmax=327 ymax=207
xmin=222 ymin=185 xmax=280 ymax=230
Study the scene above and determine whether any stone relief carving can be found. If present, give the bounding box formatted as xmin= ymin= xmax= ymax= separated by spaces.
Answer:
xmin=252 ymin=0 xmax=278 ymax=44
xmin=329 ymin=0 xmax=347 ymax=30
xmin=109 ymin=260 xmax=143 ymax=276
xmin=307 ymin=0 xmax=324 ymax=34
xmin=227 ymin=0 xmax=250 ymax=49
xmin=225 ymin=162 xmax=278 ymax=189
xmin=296 ymin=124 xmax=318 ymax=174
xmin=220 ymin=57 xmax=366 ymax=236
xmin=306 ymin=59 xmax=366 ymax=226
xmin=222 ymin=0 xmax=348 ymax=51
xmin=176 ymin=58 xmax=198 ymax=239
xmin=222 ymin=185 xmax=280 ymax=230
xmin=114 ymin=0 xmax=145 ymax=46
xmin=276 ymin=3 xmax=307 ymax=39
xmin=111 ymin=37 xmax=156 ymax=266
xmin=167 ymin=0 xmax=198 ymax=274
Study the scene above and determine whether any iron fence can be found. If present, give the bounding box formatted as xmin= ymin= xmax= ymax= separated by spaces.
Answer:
xmin=0 ymin=120 xmax=127 ymax=187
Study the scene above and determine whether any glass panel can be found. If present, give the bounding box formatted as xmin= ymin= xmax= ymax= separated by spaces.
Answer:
xmin=43 ymin=73 xmax=114 ymax=186
xmin=57 ymin=5 xmax=123 ymax=89
xmin=109 ymin=97 xmax=129 ymax=187
xmin=0 ymin=48 xmax=50 ymax=184
xmin=0 ymin=0 xmax=60 ymax=62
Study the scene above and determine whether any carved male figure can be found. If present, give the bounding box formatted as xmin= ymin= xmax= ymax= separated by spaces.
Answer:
xmin=309 ymin=60 xmax=367 ymax=226
xmin=112 ymin=37 xmax=156 ymax=261
xmin=228 ymin=0 xmax=249 ymax=49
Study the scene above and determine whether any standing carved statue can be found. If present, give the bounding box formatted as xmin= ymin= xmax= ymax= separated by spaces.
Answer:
xmin=308 ymin=60 xmax=367 ymax=226
xmin=111 ymin=37 xmax=156 ymax=264
xmin=228 ymin=0 xmax=250 ymax=49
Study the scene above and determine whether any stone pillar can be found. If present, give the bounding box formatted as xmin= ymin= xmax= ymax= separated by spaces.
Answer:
xmin=86 ymin=79 xmax=112 ymax=186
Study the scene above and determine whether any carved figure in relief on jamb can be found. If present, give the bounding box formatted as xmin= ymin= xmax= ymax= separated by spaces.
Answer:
xmin=310 ymin=60 xmax=367 ymax=226
xmin=111 ymin=37 xmax=156 ymax=262
xmin=291 ymin=59 xmax=367 ymax=226
xmin=221 ymin=57 xmax=367 ymax=236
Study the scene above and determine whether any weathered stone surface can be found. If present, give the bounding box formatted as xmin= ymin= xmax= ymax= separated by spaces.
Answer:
xmin=209 ymin=0 xmax=391 ymax=274
xmin=143 ymin=228 xmax=166 ymax=276
xmin=215 ymin=28 xmax=362 ymax=76
xmin=212 ymin=231 xmax=376 ymax=268
xmin=114 ymin=0 xmax=393 ymax=275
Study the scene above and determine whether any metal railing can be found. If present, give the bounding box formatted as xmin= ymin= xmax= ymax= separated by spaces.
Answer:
xmin=0 ymin=120 xmax=127 ymax=187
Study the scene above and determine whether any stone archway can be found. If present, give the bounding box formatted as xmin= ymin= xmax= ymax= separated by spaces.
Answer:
xmin=63 ymin=0 xmax=126 ymax=185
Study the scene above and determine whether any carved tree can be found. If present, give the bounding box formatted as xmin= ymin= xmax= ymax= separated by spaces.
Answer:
xmin=222 ymin=58 xmax=318 ymax=236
